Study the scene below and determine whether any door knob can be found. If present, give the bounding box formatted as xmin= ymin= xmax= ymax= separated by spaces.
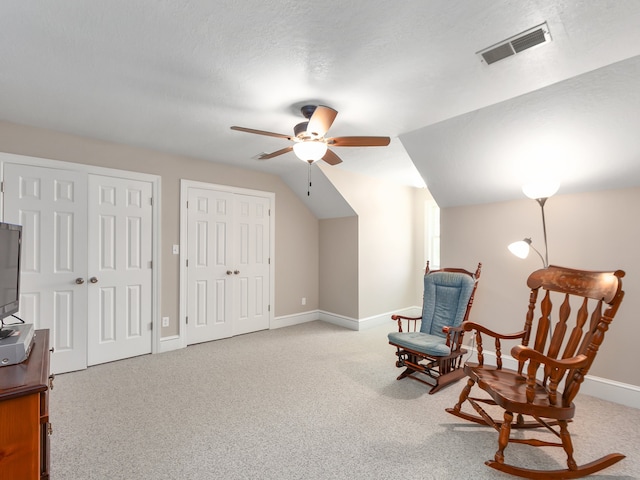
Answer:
xmin=89 ymin=277 xmax=98 ymax=284
xmin=234 ymin=270 xmax=240 ymax=275
xmin=75 ymin=278 xmax=85 ymax=284
xmin=226 ymin=270 xmax=233 ymax=275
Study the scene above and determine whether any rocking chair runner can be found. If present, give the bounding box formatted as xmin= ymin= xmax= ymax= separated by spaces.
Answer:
xmin=388 ymin=262 xmax=481 ymax=394
xmin=446 ymin=265 xmax=626 ymax=479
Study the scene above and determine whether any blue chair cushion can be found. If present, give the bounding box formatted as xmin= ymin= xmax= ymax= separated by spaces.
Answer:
xmin=387 ymin=331 xmax=452 ymax=356
xmin=420 ymin=271 xmax=476 ymax=337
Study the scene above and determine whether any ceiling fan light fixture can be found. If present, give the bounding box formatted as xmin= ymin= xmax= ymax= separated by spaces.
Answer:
xmin=293 ymin=140 xmax=327 ymax=162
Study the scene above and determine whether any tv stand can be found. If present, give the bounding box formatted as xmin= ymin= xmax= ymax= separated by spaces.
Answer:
xmin=0 ymin=329 xmax=52 ymax=479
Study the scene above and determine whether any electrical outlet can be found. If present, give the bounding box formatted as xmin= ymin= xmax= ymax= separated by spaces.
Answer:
xmin=162 ymin=316 xmax=170 ymax=328
xmin=301 ymin=297 xmax=306 ymax=306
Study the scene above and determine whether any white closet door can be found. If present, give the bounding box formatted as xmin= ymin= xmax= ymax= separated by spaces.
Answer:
xmin=87 ymin=175 xmax=153 ymax=365
xmin=233 ymin=195 xmax=270 ymax=336
xmin=185 ymin=186 xmax=271 ymax=345
xmin=186 ymin=187 xmax=234 ymax=344
xmin=3 ymin=163 xmax=88 ymax=374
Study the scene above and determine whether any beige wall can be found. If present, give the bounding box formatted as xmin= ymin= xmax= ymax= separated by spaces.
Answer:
xmin=441 ymin=187 xmax=640 ymax=387
xmin=321 ymin=165 xmax=430 ymax=319
xmin=413 ymin=188 xmax=431 ymax=304
xmin=319 ymin=216 xmax=359 ymax=318
xmin=0 ymin=121 xmax=319 ymax=336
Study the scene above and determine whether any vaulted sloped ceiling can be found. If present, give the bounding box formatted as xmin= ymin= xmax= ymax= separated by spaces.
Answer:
xmin=1 ymin=1 xmax=640 ymax=213
xmin=401 ymin=55 xmax=640 ymax=207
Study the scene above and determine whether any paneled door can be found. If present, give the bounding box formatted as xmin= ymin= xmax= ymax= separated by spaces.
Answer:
xmin=186 ymin=188 xmax=234 ymax=344
xmin=232 ymin=194 xmax=270 ymax=336
xmin=185 ymin=186 xmax=271 ymax=345
xmin=87 ymin=175 xmax=153 ymax=366
xmin=3 ymin=163 xmax=88 ymax=373
xmin=3 ymin=163 xmax=154 ymax=373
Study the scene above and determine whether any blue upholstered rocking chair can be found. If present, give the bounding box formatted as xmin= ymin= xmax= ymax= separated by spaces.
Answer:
xmin=388 ymin=262 xmax=481 ymax=394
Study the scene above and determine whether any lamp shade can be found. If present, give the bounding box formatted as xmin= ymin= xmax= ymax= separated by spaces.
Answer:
xmin=508 ymin=239 xmax=532 ymax=259
xmin=293 ymin=141 xmax=328 ymax=162
xmin=522 ymin=180 xmax=559 ymax=200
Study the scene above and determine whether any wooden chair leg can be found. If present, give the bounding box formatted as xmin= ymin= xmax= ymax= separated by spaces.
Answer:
xmin=494 ymin=411 xmax=513 ymax=464
xmin=447 ymin=380 xmax=534 ymax=428
xmin=485 ymin=415 xmax=626 ymax=478
xmin=396 ymin=367 xmax=414 ymax=380
xmin=428 ymin=367 xmax=466 ymax=394
xmin=453 ymin=378 xmax=474 ymax=411
xmin=394 ymin=351 xmax=466 ymax=394
xmin=559 ymin=420 xmax=578 ymax=471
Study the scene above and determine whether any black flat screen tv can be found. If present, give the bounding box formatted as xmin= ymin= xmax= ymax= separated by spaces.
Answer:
xmin=0 ymin=222 xmax=22 ymax=339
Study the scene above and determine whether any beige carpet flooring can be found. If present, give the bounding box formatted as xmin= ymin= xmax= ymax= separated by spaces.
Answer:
xmin=50 ymin=321 xmax=640 ymax=479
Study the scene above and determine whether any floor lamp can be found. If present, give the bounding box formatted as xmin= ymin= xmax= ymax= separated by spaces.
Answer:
xmin=508 ymin=181 xmax=559 ymax=268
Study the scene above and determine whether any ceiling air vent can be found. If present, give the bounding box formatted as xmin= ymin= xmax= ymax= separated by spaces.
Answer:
xmin=477 ymin=22 xmax=551 ymax=65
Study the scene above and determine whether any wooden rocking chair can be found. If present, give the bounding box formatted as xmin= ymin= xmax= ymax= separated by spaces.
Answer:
xmin=388 ymin=262 xmax=481 ymax=394
xmin=446 ymin=265 xmax=626 ymax=479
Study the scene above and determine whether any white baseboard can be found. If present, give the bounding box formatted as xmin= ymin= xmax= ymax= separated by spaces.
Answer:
xmin=159 ymin=335 xmax=181 ymax=353
xmin=271 ymin=310 xmax=320 ymax=329
xmin=579 ymin=374 xmax=640 ymax=409
xmin=317 ymin=306 xmax=422 ymax=331
xmin=357 ymin=307 xmax=423 ymax=330
xmin=318 ymin=311 xmax=359 ymax=330
xmin=473 ymin=348 xmax=640 ymax=409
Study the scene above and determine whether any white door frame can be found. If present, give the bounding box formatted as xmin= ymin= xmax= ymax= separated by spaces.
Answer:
xmin=0 ymin=152 xmax=162 ymax=355
xmin=179 ymin=179 xmax=275 ymax=348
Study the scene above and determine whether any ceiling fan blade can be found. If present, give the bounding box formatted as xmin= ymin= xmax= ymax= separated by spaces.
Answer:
xmin=328 ymin=136 xmax=391 ymax=147
xmin=306 ymin=106 xmax=338 ymax=137
xmin=322 ymin=149 xmax=343 ymax=166
xmin=258 ymin=146 xmax=293 ymax=159
xmin=231 ymin=126 xmax=293 ymax=140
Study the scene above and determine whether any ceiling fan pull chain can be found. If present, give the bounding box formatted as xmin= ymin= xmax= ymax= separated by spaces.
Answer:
xmin=307 ymin=160 xmax=312 ymax=196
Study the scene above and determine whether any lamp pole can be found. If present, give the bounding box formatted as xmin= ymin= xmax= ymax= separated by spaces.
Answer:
xmin=536 ymin=197 xmax=549 ymax=268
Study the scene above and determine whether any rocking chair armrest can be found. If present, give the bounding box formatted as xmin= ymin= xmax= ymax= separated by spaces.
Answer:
xmin=391 ymin=314 xmax=422 ymax=333
xmin=461 ymin=321 xmax=528 ymax=340
xmin=511 ymin=345 xmax=589 ymax=369
xmin=442 ymin=325 xmax=463 ymax=333
xmin=442 ymin=325 xmax=465 ymax=350
xmin=391 ymin=314 xmax=422 ymax=321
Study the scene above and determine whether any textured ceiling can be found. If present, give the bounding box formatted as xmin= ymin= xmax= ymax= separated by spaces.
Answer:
xmin=2 ymin=1 xmax=640 ymax=214
xmin=402 ymin=55 xmax=640 ymax=206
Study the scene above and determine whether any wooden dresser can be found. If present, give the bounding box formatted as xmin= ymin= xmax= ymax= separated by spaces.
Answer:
xmin=0 ymin=329 xmax=52 ymax=479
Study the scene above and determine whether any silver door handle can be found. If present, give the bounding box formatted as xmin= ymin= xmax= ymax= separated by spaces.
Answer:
xmin=75 ymin=277 xmax=85 ymax=284
xmin=89 ymin=277 xmax=98 ymax=284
